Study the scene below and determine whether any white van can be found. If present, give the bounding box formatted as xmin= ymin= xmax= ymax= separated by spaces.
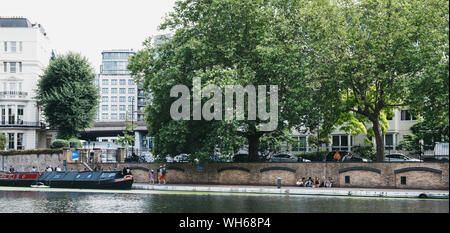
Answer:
xmin=434 ymin=142 xmax=449 ymax=161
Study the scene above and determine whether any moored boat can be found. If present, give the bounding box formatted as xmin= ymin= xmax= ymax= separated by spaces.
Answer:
xmin=38 ymin=171 xmax=133 ymax=189
xmin=0 ymin=171 xmax=40 ymax=187
xmin=0 ymin=171 xmax=133 ymax=190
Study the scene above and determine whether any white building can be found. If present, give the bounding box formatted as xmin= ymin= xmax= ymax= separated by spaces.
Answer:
xmin=0 ymin=17 xmax=55 ymax=150
xmin=288 ymin=109 xmax=419 ymax=154
xmin=96 ymin=49 xmax=137 ymax=123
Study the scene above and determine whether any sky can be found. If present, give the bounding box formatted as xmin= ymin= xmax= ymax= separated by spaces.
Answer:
xmin=1 ymin=0 xmax=177 ymax=72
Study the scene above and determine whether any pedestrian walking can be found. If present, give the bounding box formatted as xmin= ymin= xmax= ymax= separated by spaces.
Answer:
xmin=159 ymin=165 xmax=167 ymax=184
xmin=150 ymin=169 xmax=155 ymax=184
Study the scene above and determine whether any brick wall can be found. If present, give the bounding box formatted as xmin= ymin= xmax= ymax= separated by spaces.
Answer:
xmin=67 ymin=161 xmax=449 ymax=190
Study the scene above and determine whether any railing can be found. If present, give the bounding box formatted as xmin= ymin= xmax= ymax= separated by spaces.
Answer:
xmin=0 ymin=91 xmax=28 ymax=98
xmin=0 ymin=121 xmax=46 ymax=128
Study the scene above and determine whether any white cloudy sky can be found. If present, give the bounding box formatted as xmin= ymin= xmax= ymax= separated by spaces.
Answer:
xmin=1 ymin=0 xmax=177 ymax=72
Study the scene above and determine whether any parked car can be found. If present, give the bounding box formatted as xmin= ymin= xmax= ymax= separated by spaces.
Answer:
xmin=385 ymin=153 xmax=422 ymax=162
xmin=434 ymin=142 xmax=449 ymax=161
xmin=166 ymin=156 xmax=174 ymax=163
xmin=232 ymin=153 xmax=249 ymax=162
xmin=268 ymin=153 xmax=298 ymax=163
xmin=326 ymin=151 xmax=370 ymax=162
xmin=210 ymin=154 xmax=231 ymax=163
xmin=174 ymin=153 xmax=189 ymax=163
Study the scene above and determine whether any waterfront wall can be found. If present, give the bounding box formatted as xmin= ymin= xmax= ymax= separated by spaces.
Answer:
xmin=1 ymin=150 xmax=448 ymax=190
xmin=0 ymin=149 xmax=64 ymax=172
xmin=68 ymin=161 xmax=449 ymax=190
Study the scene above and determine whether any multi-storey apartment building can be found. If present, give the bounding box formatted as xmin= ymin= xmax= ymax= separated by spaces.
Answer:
xmin=96 ymin=49 xmax=137 ymax=123
xmin=89 ymin=49 xmax=152 ymax=151
xmin=0 ymin=17 xmax=55 ymax=150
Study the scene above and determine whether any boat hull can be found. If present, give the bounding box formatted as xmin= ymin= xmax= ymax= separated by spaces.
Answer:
xmin=0 ymin=171 xmax=133 ymax=190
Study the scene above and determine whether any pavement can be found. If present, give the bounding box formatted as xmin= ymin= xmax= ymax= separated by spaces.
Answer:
xmin=132 ymin=183 xmax=449 ymax=199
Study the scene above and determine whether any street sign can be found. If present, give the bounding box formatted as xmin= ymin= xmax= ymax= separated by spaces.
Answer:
xmin=72 ymin=151 xmax=79 ymax=161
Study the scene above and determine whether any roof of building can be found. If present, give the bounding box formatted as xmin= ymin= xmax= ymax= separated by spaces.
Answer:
xmin=0 ymin=17 xmax=47 ymax=36
xmin=0 ymin=17 xmax=33 ymax=28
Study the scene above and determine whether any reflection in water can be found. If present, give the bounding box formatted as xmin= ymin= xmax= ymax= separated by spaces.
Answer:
xmin=0 ymin=190 xmax=448 ymax=213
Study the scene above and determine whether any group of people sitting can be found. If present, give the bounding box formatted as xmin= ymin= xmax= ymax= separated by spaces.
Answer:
xmin=296 ymin=176 xmax=333 ymax=188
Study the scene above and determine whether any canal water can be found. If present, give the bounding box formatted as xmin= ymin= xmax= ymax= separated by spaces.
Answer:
xmin=0 ymin=188 xmax=448 ymax=213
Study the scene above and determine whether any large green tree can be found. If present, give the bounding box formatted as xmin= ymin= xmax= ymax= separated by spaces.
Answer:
xmin=129 ymin=0 xmax=311 ymax=161
xmin=298 ymin=0 xmax=448 ymax=161
xmin=37 ymin=52 xmax=99 ymax=139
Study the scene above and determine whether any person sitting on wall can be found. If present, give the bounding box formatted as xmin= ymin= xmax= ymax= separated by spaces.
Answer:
xmin=305 ymin=177 xmax=313 ymax=187
xmin=320 ymin=176 xmax=326 ymax=187
xmin=296 ymin=177 xmax=304 ymax=187
xmin=313 ymin=177 xmax=320 ymax=188
xmin=9 ymin=166 xmax=15 ymax=173
xmin=341 ymin=152 xmax=353 ymax=162
xmin=333 ymin=150 xmax=341 ymax=162
xmin=325 ymin=177 xmax=333 ymax=188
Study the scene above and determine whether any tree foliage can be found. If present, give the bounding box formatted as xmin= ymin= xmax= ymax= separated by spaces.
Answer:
xmin=129 ymin=0 xmax=312 ymax=161
xmin=37 ymin=52 xmax=99 ymax=139
xmin=298 ymin=0 xmax=448 ymax=161
xmin=0 ymin=133 xmax=6 ymax=150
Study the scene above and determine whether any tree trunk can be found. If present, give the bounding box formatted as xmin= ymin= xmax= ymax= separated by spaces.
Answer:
xmin=248 ymin=134 xmax=260 ymax=162
xmin=371 ymin=117 xmax=385 ymax=162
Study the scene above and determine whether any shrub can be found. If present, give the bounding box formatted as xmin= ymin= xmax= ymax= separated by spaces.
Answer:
xmin=294 ymin=151 xmax=328 ymax=162
xmin=352 ymin=145 xmax=376 ymax=161
xmin=51 ymin=139 xmax=70 ymax=149
xmin=68 ymin=137 xmax=82 ymax=149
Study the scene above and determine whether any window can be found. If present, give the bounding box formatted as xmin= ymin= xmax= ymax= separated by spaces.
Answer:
xmin=128 ymin=105 xmax=133 ymax=112
xmin=19 ymin=42 xmax=22 ymax=52
xmin=111 ymin=113 xmax=117 ymax=120
xmin=128 ymin=88 xmax=135 ymax=94
xmin=119 ymin=105 xmax=126 ymax=111
xmin=102 ymin=96 xmax=108 ymax=102
xmin=332 ymin=135 xmax=352 ymax=151
xmin=102 ymin=88 xmax=108 ymax=94
xmin=111 ymin=105 xmax=117 ymax=111
xmin=291 ymin=136 xmax=307 ymax=152
xmin=119 ymin=113 xmax=125 ymax=120
xmin=17 ymin=106 xmax=24 ymax=124
xmin=111 ymin=88 xmax=117 ymax=94
xmin=10 ymin=42 xmax=17 ymax=53
xmin=102 ymin=79 xmax=109 ymax=85
xmin=120 ymin=79 xmax=126 ymax=85
xmin=19 ymin=62 xmax=22 ymax=72
xmin=17 ymin=133 xmax=24 ymax=150
xmin=4 ymin=42 xmax=7 ymax=52
xmin=1 ymin=105 xmax=5 ymax=124
xmin=102 ymin=113 xmax=108 ymax=120
xmin=3 ymin=62 xmax=6 ymax=72
xmin=111 ymin=79 xmax=118 ymax=85
xmin=400 ymin=176 xmax=407 ymax=185
xmin=345 ymin=176 xmax=350 ymax=184
xmin=119 ymin=88 xmax=126 ymax=94
xmin=102 ymin=105 xmax=108 ymax=111
xmin=128 ymin=79 xmax=134 ymax=85
xmin=8 ymin=133 xmax=15 ymax=149
xmin=385 ymin=134 xmax=394 ymax=150
xmin=128 ymin=97 xmax=134 ymax=103
xmin=8 ymin=106 xmax=15 ymax=124
xmin=401 ymin=110 xmax=417 ymax=121
xmin=10 ymin=62 xmax=16 ymax=73
xmin=111 ymin=96 xmax=117 ymax=102
xmin=119 ymin=96 xmax=125 ymax=102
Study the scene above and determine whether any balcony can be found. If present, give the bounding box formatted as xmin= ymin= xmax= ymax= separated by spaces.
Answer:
xmin=137 ymin=101 xmax=147 ymax=106
xmin=0 ymin=121 xmax=46 ymax=129
xmin=0 ymin=91 xmax=28 ymax=99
